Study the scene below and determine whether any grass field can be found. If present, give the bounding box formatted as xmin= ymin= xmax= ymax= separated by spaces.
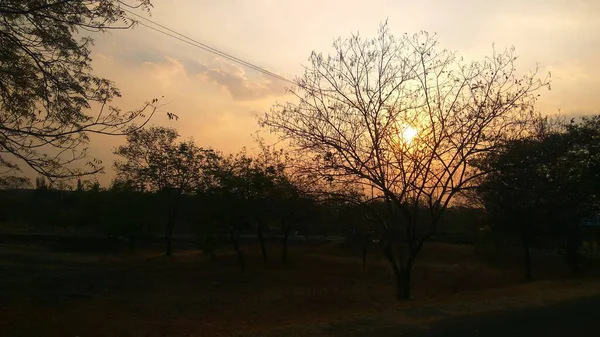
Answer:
xmin=1 ymin=235 xmax=598 ymax=336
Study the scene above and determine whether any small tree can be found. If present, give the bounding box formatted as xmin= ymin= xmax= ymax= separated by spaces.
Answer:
xmin=269 ymin=171 xmax=317 ymax=264
xmin=206 ymin=152 xmax=259 ymax=271
xmin=245 ymin=159 xmax=277 ymax=262
xmin=260 ymin=24 xmax=549 ymax=299
xmin=113 ymin=126 xmax=218 ymax=256
xmin=253 ymin=139 xmax=320 ymax=264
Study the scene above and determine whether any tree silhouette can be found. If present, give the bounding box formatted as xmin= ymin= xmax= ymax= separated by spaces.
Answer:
xmin=260 ymin=23 xmax=549 ymax=299
xmin=243 ymin=157 xmax=277 ymax=263
xmin=478 ymin=116 xmax=600 ymax=277
xmin=252 ymin=139 xmax=319 ymax=264
xmin=113 ymin=126 xmax=218 ymax=256
xmin=476 ymin=137 xmax=548 ymax=280
xmin=0 ymin=0 xmax=163 ymax=182
xmin=206 ymin=152 xmax=252 ymax=272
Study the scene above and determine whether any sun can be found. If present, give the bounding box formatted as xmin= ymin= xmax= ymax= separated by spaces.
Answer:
xmin=401 ymin=125 xmax=418 ymax=143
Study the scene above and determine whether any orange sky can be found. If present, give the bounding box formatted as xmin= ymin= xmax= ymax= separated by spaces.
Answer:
xmin=84 ymin=0 xmax=600 ymax=185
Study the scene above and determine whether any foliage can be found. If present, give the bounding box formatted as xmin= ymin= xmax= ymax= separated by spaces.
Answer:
xmin=0 ymin=0 xmax=161 ymax=182
xmin=113 ymin=126 xmax=219 ymax=193
xmin=477 ymin=115 xmax=600 ymax=274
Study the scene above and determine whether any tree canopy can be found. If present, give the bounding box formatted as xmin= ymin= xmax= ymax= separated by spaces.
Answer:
xmin=0 ymin=0 xmax=159 ymax=186
xmin=113 ymin=126 xmax=218 ymax=194
xmin=477 ymin=116 xmax=600 ymax=276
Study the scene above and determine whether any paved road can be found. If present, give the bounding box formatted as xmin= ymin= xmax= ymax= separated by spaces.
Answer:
xmin=412 ymin=295 xmax=600 ymax=337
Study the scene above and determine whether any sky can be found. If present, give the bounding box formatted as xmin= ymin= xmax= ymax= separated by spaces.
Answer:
xmin=85 ymin=0 xmax=600 ymax=185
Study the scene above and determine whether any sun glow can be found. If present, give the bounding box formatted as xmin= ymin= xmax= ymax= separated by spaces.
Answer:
xmin=401 ymin=125 xmax=418 ymax=143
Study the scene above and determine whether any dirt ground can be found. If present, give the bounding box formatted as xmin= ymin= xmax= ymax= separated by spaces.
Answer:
xmin=0 ymin=236 xmax=598 ymax=337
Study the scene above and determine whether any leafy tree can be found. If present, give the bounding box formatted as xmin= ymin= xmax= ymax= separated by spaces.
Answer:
xmin=114 ymin=127 xmax=217 ymax=193
xmin=199 ymin=148 xmax=305 ymax=269
xmin=476 ymin=138 xmax=548 ymax=280
xmin=258 ymin=162 xmax=317 ymax=264
xmin=0 ymin=0 xmax=163 ymax=185
xmin=273 ymin=179 xmax=314 ymax=264
xmin=185 ymin=193 xmax=224 ymax=259
xmin=251 ymin=140 xmax=320 ymax=264
xmin=113 ymin=126 xmax=218 ymax=256
xmin=205 ymin=152 xmax=257 ymax=271
xmin=260 ymin=24 xmax=549 ymax=299
xmin=242 ymin=156 xmax=277 ymax=262
xmin=477 ymin=116 xmax=600 ymax=278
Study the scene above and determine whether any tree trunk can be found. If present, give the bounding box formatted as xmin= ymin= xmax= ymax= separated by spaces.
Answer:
xmin=565 ymin=227 xmax=581 ymax=274
xmin=399 ymin=268 xmax=411 ymax=300
xmin=164 ymin=198 xmax=177 ymax=257
xmin=362 ymin=232 xmax=371 ymax=268
xmin=164 ymin=220 xmax=173 ymax=257
xmin=381 ymin=242 xmax=406 ymax=300
xmin=232 ymin=230 xmax=245 ymax=273
xmin=257 ymin=222 xmax=268 ymax=262
xmin=282 ymin=219 xmax=289 ymax=264
xmin=523 ymin=236 xmax=532 ymax=282
xmin=382 ymin=241 xmax=416 ymax=300
xmin=205 ymin=236 xmax=217 ymax=261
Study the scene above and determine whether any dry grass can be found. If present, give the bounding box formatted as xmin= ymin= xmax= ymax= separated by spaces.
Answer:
xmin=0 ymin=237 xmax=597 ymax=337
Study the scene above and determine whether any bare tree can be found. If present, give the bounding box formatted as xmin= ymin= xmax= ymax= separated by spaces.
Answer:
xmin=260 ymin=23 xmax=549 ymax=300
xmin=0 ymin=0 xmax=165 ymax=185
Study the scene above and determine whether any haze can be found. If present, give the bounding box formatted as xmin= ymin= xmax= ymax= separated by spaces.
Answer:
xmin=88 ymin=0 xmax=600 ymax=185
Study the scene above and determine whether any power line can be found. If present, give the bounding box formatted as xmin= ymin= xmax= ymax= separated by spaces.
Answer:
xmin=122 ymin=9 xmax=295 ymax=85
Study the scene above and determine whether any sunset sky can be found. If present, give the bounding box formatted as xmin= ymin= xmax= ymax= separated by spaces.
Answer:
xmin=87 ymin=0 xmax=600 ymax=185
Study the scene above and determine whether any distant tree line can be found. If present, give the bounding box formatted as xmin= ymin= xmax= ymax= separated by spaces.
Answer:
xmin=0 ymin=126 xmax=491 ymax=273
xmin=0 ymin=127 xmax=340 ymax=269
xmin=1 ymin=116 xmax=597 ymax=296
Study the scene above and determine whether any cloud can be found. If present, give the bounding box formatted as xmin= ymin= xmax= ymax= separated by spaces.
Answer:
xmin=138 ymin=56 xmax=287 ymax=101
xmin=196 ymin=58 xmax=287 ymax=101
xmin=142 ymin=56 xmax=187 ymax=87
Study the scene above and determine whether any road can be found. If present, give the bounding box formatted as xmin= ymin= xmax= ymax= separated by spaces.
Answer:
xmin=411 ymin=295 xmax=600 ymax=337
